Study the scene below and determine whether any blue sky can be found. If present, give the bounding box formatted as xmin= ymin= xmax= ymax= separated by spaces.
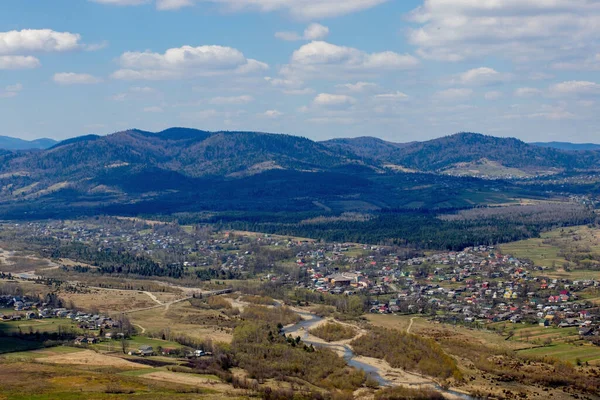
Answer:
xmin=1 ymin=0 xmax=599 ymax=143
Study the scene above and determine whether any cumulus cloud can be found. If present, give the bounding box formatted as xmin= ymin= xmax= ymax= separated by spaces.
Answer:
xmin=549 ymin=81 xmax=600 ymax=97
xmin=53 ymin=72 xmax=103 ymax=85
xmin=433 ymin=88 xmax=473 ymax=101
xmin=100 ymin=0 xmax=388 ymax=18
xmin=276 ymin=23 xmax=329 ymax=41
xmin=0 ymin=83 xmax=23 ymax=98
xmin=264 ymin=76 xmax=313 ymax=95
xmin=112 ymin=44 xmax=268 ymax=80
xmin=263 ymin=109 xmax=283 ymax=118
xmin=91 ymin=0 xmax=150 ymax=5
xmin=552 ymin=54 xmax=600 ymax=71
xmin=313 ymin=93 xmax=356 ymax=107
xmin=515 ymin=87 xmax=543 ymax=97
xmin=0 ymin=55 xmax=40 ymax=69
xmin=210 ymin=95 xmax=254 ymax=105
xmin=454 ymin=67 xmax=511 ymax=86
xmin=156 ymin=0 xmax=193 ymax=10
xmin=281 ymin=41 xmax=419 ymax=79
xmin=374 ymin=91 xmax=409 ymax=101
xmin=336 ymin=82 xmax=378 ymax=92
xmin=0 ymin=29 xmax=82 ymax=54
xmin=408 ymin=0 xmax=600 ymax=62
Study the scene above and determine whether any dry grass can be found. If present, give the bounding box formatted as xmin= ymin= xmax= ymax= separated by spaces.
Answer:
xmin=42 ymin=349 xmax=151 ymax=369
xmin=59 ymin=288 xmax=159 ymax=313
xmin=129 ymin=300 xmax=234 ymax=343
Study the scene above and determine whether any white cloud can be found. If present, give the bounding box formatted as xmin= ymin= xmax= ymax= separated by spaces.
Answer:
xmin=484 ymin=91 xmax=502 ymax=100
xmin=283 ymin=88 xmax=315 ymax=95
xmin=303 ymin=23 xmax=329 ymax=40
xmin=281 ymin=41 xmax=419 ymax=79
xmin=91 ymin=0 xmax=150 ymax=5
xmin=0 ymin=55 xmax=40 ymax=69
xmin=433 ymin=88 xmax=473 ymax=101
xmin=143 ymin=106 xmax=164 ymax=112
xmin=374 ymin=91 xmax=409 ymax=101
xmin=264 ymin=76 xmax=313 ymax=94
xmin=0 ymin=29 xmax=82 ymax=54
xmin=53 ymin=72 xmax=103 ymax=85
xmin=313 ymin=93 xmax=356 ymax=107
xmin=455 ymin=67 xmax=510 ymax=86
xmin=112 ymin=45 xmax=268 ymax=80
xmin=336 ymin=82 xmax=378 ymax=92
xmin=130 ymin=86 xmax=157 ymax=93
xmin=115 ymin=0 xmax=388 ymax=18
xmin=156 ymin=0 xmax=193 ymax=10
xmin=408 ymin=1 xmax=600 ymax=62
xmin=275 ymin=23 xmax=329 ymax=42
xmin=552 ymin=54 xmax=600 ymax=71
xmin=210 ymin=95 xmax=254 ymax=105
xmin=528 ymin=104 xmax=575 ymax=120
xmin=515 ymin=87 xmax=543 ymax=97
xmin=112 ymin=86 xmax=159 ymax=101
xmin=263 ymin=109 xmax=283 ymax=118
xmin=549 ymin=81 xmax=600 ymax=96
xmin=0 ymin=83 xmax=23 ymax=98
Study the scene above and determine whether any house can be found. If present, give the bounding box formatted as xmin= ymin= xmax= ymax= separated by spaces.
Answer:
xmin=138 ymin=345 xmax=154 ymax=356
xmin=579 ymin=327 xmax=594 ymax=337
xmin=74 ymin=336 xmax=98 ymax=345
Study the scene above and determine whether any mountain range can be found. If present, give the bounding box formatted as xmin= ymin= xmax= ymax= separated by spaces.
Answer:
xmin=0 ymin=128 xmax=598 ymax=219
xmin=0 ymin=136 xmax=57 ymax=151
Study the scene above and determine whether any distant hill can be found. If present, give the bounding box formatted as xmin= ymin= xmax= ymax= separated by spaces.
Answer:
xmin=0 ymin=136 xmax=57 ymax=150
xmin=321 ymin=137 xmax=413 ymax=162
xmin=0 ymin=128 xmax=599 ymax=219
xmin=390 ymin=132 xmax=599 ymax=176
xmin=531 ymin=142 xmax=600 ymax=151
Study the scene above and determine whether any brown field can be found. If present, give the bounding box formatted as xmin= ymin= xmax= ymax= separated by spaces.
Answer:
xmin=366 ymin=314 xmax=531 ymax=351
xmin=59 ymin=288 xmax=164 ymax=313
xmin=129 ymin=300 xmax=235 ymax=343
xmin=42 ymin=349 xmax=151 ymax=369
xmin=0 ymin=352 xmax=244 ymax=399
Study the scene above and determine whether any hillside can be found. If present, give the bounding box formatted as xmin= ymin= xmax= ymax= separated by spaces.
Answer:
xmin=0 ymin=136 xmax=57 ymax=150
xmin=0 ymin=128 xmax=597 ymax=219
xmin=1 ymin=128 xmax=363 ymax=180
xmin=392 ymin=133 xmax=600 ymax=176
xmin=321 ymin=136 xmax=412 ymax=162
xmin=531 ymin=141 xmax=600 ymax=151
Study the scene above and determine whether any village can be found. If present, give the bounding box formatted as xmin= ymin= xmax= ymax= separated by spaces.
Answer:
xmin=0 ymin=217 xmax=599 ymax=348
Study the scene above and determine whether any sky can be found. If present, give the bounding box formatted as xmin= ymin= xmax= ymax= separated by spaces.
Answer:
xmin=1 ymin=0 xmax=600 ymax=143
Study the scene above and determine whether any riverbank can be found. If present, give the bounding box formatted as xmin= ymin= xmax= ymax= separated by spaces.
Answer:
xmin=283 ymin=309 xmax=474 ymax=400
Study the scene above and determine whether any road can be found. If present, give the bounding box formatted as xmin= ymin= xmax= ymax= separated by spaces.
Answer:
xmin=407 ymin=317 xmax=416 ymax=334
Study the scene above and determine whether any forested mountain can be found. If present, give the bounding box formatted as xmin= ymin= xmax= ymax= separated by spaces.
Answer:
xmin=531 ymin=141 xmax=600 ymax=151
xmin=0 ymin=128 xmax=598 ymax=221
xmin=320 ymin=137 xmax=413 ymax=163
xmin=1 ymin=128 xmax=364 ymax=180
xmin=0 ymin=135 xmax=57 ymax=150
xmin=393 ymin=133 xmax=600 ymax=173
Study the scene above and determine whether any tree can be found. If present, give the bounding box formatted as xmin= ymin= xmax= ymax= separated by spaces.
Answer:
xmin=121 ymin=338 xmax=129 ymax=354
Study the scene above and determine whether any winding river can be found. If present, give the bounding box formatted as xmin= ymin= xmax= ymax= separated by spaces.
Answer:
xmin=284 ymin=311 xmax=475 ymax=400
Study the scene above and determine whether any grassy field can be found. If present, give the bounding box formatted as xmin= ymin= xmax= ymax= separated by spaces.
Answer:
xmin=518 ymin=343 xmax=600 ymax=364
xmin=92 ymin=336 xmax=184 ymax=353
xmin=0 ymin=337 xmax=45 ymax=354
xmin=500 ymin=225 xmax=600 ymax=279
xmin=0 ymin=319 xmax=83 ymax=335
